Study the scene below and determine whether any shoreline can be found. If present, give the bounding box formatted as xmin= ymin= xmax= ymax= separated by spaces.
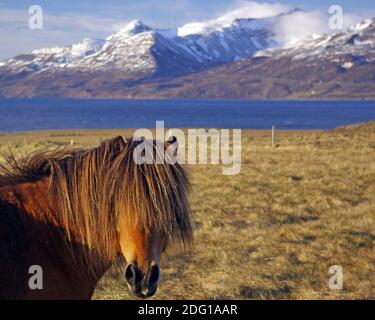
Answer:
xmin=0 ymin=128 xmax=327 ymax=145
xmin=0 ymin=127 xmax=325 ymax=134
xmin=0 ymin=120 xmax=370 ymax=136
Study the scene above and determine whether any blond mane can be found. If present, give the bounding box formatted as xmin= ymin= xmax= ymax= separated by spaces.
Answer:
xmin=0 ymin=137 xmax=192 ymax=272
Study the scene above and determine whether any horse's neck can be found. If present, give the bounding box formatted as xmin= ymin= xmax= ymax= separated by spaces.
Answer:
xmin=0 ymin=177 xmax=115 ymax=299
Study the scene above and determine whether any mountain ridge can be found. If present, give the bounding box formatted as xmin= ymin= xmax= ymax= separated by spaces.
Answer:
xmin=0 ymin=13 xmax=374 ymax=99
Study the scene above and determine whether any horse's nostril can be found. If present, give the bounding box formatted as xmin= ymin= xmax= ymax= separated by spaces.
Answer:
xmin=125 ymin=263 xmax=160 ymax=298
xmin=148 ymin=264 xmax=160 ymax=287
xmin=143 ymin=263 xmax=160 ymax=294
xmin=124 ymin=263 xmax=137 ymax=286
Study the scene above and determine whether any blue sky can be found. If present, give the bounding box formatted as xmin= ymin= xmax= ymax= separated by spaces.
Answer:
xmin=1 ymin=1 xmax=374 ymax=18
xmin=1 ymin=1 xmax=373 ymax=21
xmin=0 ymin=1 xmax=374 ymax=60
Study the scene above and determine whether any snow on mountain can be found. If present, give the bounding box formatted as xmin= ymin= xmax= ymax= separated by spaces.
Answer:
xmin=32 ymin=37 xmax=104 ymax=58
xmin=0 ymin=14 xmax=277 ymax=76
xmin=0 ymin=15 xmax=374 ymax=99
xmin=117 ymin=20 xmax=152 ymax=34
xmin=0 ymin=8 xmax=374 ymax=82
xmin=177 ymin=1 xmax=291 ymax=37
xmin=352 ymin=19 xmax=373 ymax=32
xmin=255 ymin=18 xmax=375 ymax=64
xmin=175 ymin=17 xmax=276 ymax=64
xmin=178 ymin=10 xmax=284 ymax=36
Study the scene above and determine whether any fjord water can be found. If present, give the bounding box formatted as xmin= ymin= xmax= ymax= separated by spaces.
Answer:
xmin=1 ymin=99 xmax=375 ymax=132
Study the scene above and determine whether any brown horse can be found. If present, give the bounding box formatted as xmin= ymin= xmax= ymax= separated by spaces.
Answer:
xmin=0 ymin=136 xmax=192 ymax=299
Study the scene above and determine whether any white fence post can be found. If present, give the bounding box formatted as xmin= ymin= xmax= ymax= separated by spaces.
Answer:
xmin=272 ymin=125 xmax=276 ymax=147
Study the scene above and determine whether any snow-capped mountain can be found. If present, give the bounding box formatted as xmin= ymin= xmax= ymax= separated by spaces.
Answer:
xmin=0 ymin=17 xmax=276 ymax=77
xmin=0 ymin=13 xmax=374 ymax=99
xmin=145 ymin=18 xmax=375 ymax=99
xmin=255 ymin=18 xmax=375 ymax=64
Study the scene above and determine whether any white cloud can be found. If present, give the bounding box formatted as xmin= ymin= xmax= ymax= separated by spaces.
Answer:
xmin=0 ymin=1 xmax=374 ymax=60
xmin=343 ymin=12 xmax=375 ymax=30
xmin=0 ymin=9 xmax=121 ymax=33
xmin=178 ymin=1 xmax=291 ymax=36
xmin=0 ymin=2 xmax=205 ymax=60
xmin=177 ymin=1 xmax=375 ymax=42
xmin=271 ymin=9 xmax=373 ymax=45
xmin=220 ymin=1 xmax=292 ymax=20
xmin=271 ymin=10 xmax=330 ymax=44
xmin=0 ymin=9 xmax=125 ymax=60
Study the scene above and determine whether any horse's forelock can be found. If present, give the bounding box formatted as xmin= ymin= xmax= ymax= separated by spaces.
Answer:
xmin=109 ymin=138 xmax=193 ymax=249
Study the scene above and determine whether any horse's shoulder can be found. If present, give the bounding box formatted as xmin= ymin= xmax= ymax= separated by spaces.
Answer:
xmin=0 ymin=193 xmax=29 ymax=299
xmin=0 ymin=191 xmax=26 ymax=239
xmin=0 ymin=183 xmax=31 ymax=246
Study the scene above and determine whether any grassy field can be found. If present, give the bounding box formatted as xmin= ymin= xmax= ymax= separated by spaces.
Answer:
xmin=0 ymin=123 xmax=374 ymax=300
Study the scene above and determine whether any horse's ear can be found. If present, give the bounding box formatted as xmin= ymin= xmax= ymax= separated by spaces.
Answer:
xmin=112 ymin=136 xmax=126 ymax=154
xmin=167 ymin=136 xmax=177 ymax=144
xmin=166 ymin=136 xmax=178 ymax=156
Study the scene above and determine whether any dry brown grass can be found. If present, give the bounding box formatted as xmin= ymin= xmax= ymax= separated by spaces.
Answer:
xmin=0 ymin=123 xmax=374 ymax=300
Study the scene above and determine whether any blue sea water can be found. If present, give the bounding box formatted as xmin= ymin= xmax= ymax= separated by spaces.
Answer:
xmin=0 ymin=99 xmax=375 ymax=132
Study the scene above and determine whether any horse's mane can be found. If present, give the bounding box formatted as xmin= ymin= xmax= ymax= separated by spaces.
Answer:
xmin=0 ymin=137 xmax=192 ymax=270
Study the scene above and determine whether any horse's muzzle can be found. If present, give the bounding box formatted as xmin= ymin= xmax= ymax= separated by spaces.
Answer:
xmin=124 ymin=262 xmax=160 ymax=298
